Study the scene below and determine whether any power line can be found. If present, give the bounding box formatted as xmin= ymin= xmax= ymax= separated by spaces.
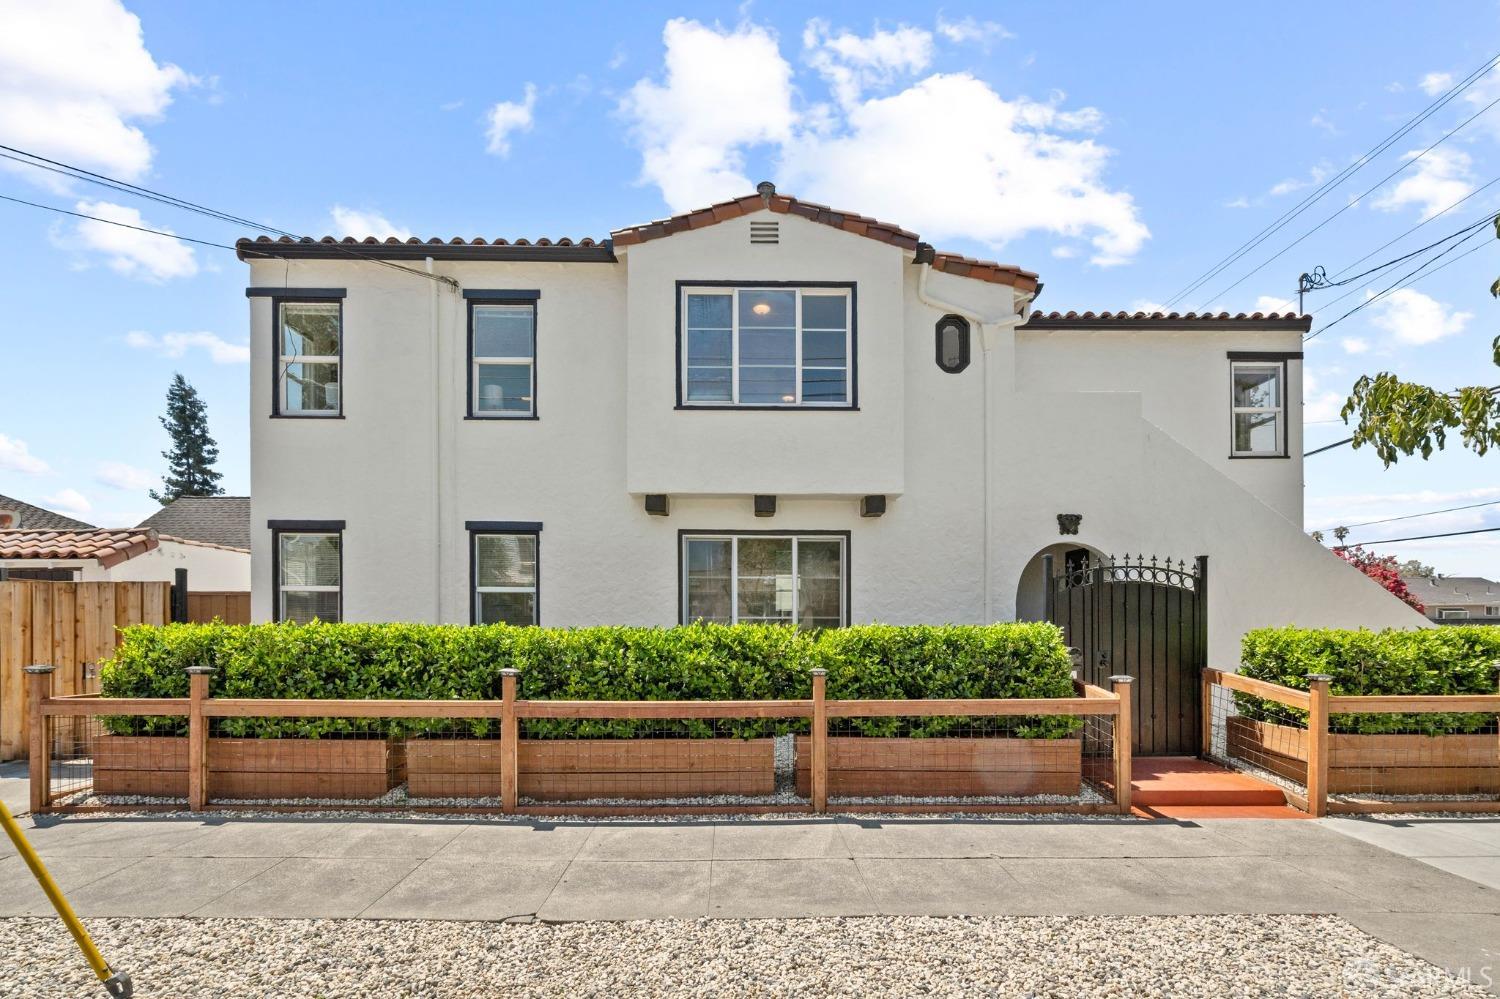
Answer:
xmin=1312 ymin=208 xmax=1497 ymax=293
xmin=1305 ymin=436 xmax=1354 ymax=457
xmin=0 ymin=192 xmax=247 ymax=252
xmin=1195 ymin=90 xmax=1500 ymax=310
xmin=1327 ymin=176 xmax=1500 ymax=280
xmin=1162 ymin=51 xmax=1500 ymax=308
xmin=1333 ymin=525 xmax=1500 ymax=548
xmin=1328 ymin=498 xmax=1500 ymax=530
xmin=1304 ymin=226 xmax=1493 ymax=320
xmin=0 ymin=144 xmax=453 ymax=288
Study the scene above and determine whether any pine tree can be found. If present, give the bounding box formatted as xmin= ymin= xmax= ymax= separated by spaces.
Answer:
xmin=150 ymin=373 xmax=224 ymax=504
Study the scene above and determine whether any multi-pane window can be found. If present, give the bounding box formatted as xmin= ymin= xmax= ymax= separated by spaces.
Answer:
xmin=474 ymin=532 xmax=538 ymax=625
xmin=1230 ymin=361 xmax=1284 ymax=456
xmin=1437 ymin=608 xmax=1470 ymax=620
xmin=470 ymin=301 xmax=536 ymax=417
xmin=682 ymin=287 xmax=851 ymax=406
xmin=682 ymin=534 xmax=845 ymax=627
xmin=277 ymin=532 xmax=341 ymax=623
xmin=278 ymin=301 xmax=341 ymax=415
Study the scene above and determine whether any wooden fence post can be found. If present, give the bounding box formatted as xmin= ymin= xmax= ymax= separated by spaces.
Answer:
xmin=810 ymin=669 xmax=828 ymax=813
xmin=1110 ymin=674 xmax=1134 ymax=815
xmin=500 ymin=669 xmax=519 ymax=813
xmin=187 ymin=666 xmax=214 ymax=811
xmin=1306 ymin=673 xmax=1331 ymax=818
xmin=1200 ymin=668 xmax=1216 ymax=759
xmin=25 ymin=665 xmax=54 ymax=813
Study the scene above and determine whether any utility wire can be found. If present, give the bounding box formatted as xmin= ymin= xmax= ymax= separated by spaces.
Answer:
xmin=1305 ymin=436 xmax=1355 ymax=457
xmin=1195 ymin=91 xmax=1500 ymax=310
xmin=0 ymin=192 xmax=248 ymax=252
xmin=1162 ymin=51 xmax=1500 ymax=308
xmin=1328 ymin=176 xmax=1500 ymax=279
xmin=1305 ymin=222 xmax=1494 ymax=318
xmin=1329 ymin=498 xmax=1500 ymax=530
xmin=0 ymin=144 xmax=454 ymax=288
xmin=1314 ymin=209 xmax=1497 ymax=291
xmin=1333 ymin=525 xmax=1500 ymax=548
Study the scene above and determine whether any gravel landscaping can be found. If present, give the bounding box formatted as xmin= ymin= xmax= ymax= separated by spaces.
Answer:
xmin=0 ymin=913 xmax=1485 ymax=998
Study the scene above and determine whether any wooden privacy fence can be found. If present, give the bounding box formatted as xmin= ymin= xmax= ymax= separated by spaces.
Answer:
xmin=1202 ymin=667 xmax=1500 ymax=816
xmin=26 ymin=667 xmax=1137 ymax=817
xmin=185 ymin=592 xmax=251 ymax=626
xmin=0 ymin=580 xmax=171 ymax=761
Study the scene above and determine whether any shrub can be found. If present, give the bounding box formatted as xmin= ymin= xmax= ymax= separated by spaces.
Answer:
xmin=99 ymin=621 xmax=1080 ymax=739
xmin=1237 ymin=626 xmax=1500 ymax=735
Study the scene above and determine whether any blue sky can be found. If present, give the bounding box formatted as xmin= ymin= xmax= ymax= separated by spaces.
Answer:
xmin=0 ymin=0 xmax=1496 ymax=575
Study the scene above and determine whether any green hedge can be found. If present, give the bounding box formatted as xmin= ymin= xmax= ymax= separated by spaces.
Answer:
xmin=1238 ymin=626 xmax=1500 ymax=735
xmin=99 ymin=621 xmax=1080 ymax=739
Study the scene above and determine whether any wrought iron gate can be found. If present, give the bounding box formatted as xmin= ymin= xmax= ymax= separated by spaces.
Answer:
xmin=1046 ymin=553 xmax=1207 ymax=756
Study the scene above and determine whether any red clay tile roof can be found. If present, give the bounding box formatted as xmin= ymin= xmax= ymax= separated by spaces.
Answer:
xmin=1021 ymin=310 xmax=1311 ymax=331
xmin=0 ymin=529 xmax=160 ymax=568
xmin=610 ymin=188 xmax=1040 ymax=294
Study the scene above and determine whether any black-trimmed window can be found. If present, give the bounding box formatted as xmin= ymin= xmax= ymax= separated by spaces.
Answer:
xmin=681 ymin=532 xmax=847 ymax=627
xmin=935 ymin=314 xmax=970 ymax=373
xmin=270 ymin=521 xmax=343 ymax=623
xmin=466 ymin=291 xmax=538 ymax=418
xmin=678 ymin=284 xmax=855 ymax=408
xmin=469 ymin=522 xmax=540 ymax=625
xmin=276 ymin=298 xmax=343 ymax=416
xmin=1230 ymin=358 xmax=1286 ymax=457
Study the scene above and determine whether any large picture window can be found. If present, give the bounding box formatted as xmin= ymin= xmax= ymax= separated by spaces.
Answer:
xmin=1230 ymin=360 xmax=1285 ymax=457
xmin=681 ymin=533 xmax=846 ymax=627
xmin=275 ymin=528 xmax=342 ymax=623
xmin=468 ymin=295 xmax=537 ymax=418
xmin=277 ymin=300 xmax=342 ymax=415
xmin=471 ymin=527 xmax=539 ymax=625
xmin=680 ymin=285 xmax=853 ymax=408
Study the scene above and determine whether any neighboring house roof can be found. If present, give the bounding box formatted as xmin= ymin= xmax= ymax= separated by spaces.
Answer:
xmin=0 ymin=493 xmax=95 ymax=532
xmin=1021 ymin=311 xmax=1312 ymax=332
xmin=1403 ymin=575 xmax=1500 ymax=604
xmin=136 ymin=496 xmax=251 ymax=551
xmin=0 ymin=529 xmax=159 ymax=568
xmin=234 ymin=183 xmax=1041 ymax=294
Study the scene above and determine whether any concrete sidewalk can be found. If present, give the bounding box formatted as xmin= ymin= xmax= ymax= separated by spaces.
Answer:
xmin=2 ymin=813 xmax=1498 ymax=991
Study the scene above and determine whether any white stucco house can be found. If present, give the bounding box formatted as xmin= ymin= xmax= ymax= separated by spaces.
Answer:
xmin=238 ymin=184 xmax=1424 ymax=672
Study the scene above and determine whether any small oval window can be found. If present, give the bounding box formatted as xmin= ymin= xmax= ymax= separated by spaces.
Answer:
xmin=935 ymin=314 xmax=970 ymax=373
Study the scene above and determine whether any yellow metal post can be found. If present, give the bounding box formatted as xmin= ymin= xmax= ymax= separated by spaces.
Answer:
xmin=0 ymin=800 xmax=131 ymax=996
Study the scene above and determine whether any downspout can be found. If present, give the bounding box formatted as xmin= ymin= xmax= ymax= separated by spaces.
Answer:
xmin=916 ymin=262 xmax=1029 ymax=623
xmin=428 ymin=256 xmax=442 ymax=622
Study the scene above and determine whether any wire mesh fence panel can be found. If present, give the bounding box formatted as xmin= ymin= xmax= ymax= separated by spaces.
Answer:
xmin=1079 ymin=711 xmax=1119 ymax=802
xmin=518 ymin=715 xmax=796 ymax=804
xmin=49 ymin=712 xmax=190 ymax=806
xmin=807 ymin=712 xmax=1098 ymax=804
xmin=1327 ymin=708 xmax=1500 ymax=805
xmin=204 ymin=715 xmax=405 ymax=805
xmin=1205 ymin=681 xmax=1309 ymax=795
xmin=405 ymin=715 xmax=504 ymax=803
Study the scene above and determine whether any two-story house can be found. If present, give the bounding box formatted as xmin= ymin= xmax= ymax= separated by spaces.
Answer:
xmin=1403 ymin=575 xmax=1500 ymax=625
xmin=238 ymin=184 xmax=1423 ymax=671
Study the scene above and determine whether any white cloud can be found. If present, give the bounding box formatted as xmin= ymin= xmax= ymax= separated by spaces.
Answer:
xmin=1339 ymin=336 xmax=1370 ymax=355
xmin=1254 ymin=294 xmax=1298 ymax=314
xmin=329 ymin=205 xmax=412 ymax=241
xmin=485 ymin=83 xmax=536 ymax=157
xmin=623 ymin=18 xmax=1148 ymax=266
xmin=621 ymin=19 xmax=796 ymax=211
xmin=1368 ymin=287 xmax=1472 ymax=346
xmin=0 ymin=0 xmax=193 ymax=188
xmin=125 ymin=330 xmax=248 ymax=363
xmin=95 ymin=461 xmax=153 ymax=491
xmin=62 ymin=199 xmax=198 ymax=280
xmin=1372 ymin=147 xmax=1474 ymax=219
xmin=1051 ymin=245 xmax=1077 ymax=259
xmin=1268 ymin=164 xmax=1329 ymax=198
xmin=1309 ymin=111 xmax=1338 ymax=134
xmin=0 ymin=434 xmax=51 ymax=476
xmin=935 ymin=15 xmax=1013 ymax=47
xmin=1302 ymin=368 xmax=1347 ymax=424
xmin=43 ymin=488 xmax=91 ymax=516
xmin=1223 ymin=195 xmax=1250 ymax=209
xmin=1419 ymin=71 xmax=1454 ymax=96
xmin=1128 ymin=299 xmax=1169 ymax=314
xmin=804 ymin=19 xmax=933 ymax=107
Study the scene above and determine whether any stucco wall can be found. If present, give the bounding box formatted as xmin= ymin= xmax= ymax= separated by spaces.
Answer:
xmin=87 ymin=540 xmax=250 ymax=590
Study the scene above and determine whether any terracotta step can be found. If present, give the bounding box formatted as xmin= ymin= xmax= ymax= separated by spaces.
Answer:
xmin=1130 ymin=756 xmax=1288 ymax=807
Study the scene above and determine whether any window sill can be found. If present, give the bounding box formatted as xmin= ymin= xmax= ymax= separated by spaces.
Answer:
xmin=270 ymin=413 xmax=345 ymax=420
xmin=674 ymin=404 xmax=860 ymax=412
xmin=465 ymin=414 xmax=540 ymax=421
xmin=1227 ymin=453 xmax=1290 ymax=460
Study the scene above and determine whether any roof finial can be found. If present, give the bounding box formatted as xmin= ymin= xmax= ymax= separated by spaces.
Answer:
xmin=756 ymin=180 xmax=776 ymax=205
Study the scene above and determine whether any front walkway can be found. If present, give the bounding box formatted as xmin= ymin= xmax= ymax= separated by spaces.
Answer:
xmin=2 ymin=812 xmax=1497 ymax=990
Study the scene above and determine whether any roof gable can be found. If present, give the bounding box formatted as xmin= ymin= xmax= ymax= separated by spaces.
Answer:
xmin=136 ymin=496 xmax=251 ymax=551
xmin=0 ymin=493 xmax=94 ymax=531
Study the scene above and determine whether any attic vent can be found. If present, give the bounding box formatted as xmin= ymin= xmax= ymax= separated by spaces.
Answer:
xmin=749 ymin=221 xmax=779 ymax=245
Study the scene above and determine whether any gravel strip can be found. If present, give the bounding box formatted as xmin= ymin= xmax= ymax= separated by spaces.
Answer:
xmin=0 ymin=914 xmax=1482 ymax=998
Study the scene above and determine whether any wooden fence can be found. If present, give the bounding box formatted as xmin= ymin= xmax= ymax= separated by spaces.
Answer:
xmin=26 ymin=668 xmax=1137 ymax=816
xmin=186 ymin=591 xmax=251 ymax=626
xmin=0 ymin=581 xmax=171 ymax=760
xmin=1202 ymin=667 xmax=1500 ymax=816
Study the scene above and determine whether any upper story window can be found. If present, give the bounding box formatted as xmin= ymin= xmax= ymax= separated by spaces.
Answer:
xmin=679 ymin=285 xmax=853 ymax=408
xmin=1230 ymin=359 xmax=1285 ymax=457
xmin=272 ymin=523 xmax=343 ymax=623
xmin=278 ymin=300 xmax=342 ymax=416
xmin=467 ymin=291 xmax=538 ymax=418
